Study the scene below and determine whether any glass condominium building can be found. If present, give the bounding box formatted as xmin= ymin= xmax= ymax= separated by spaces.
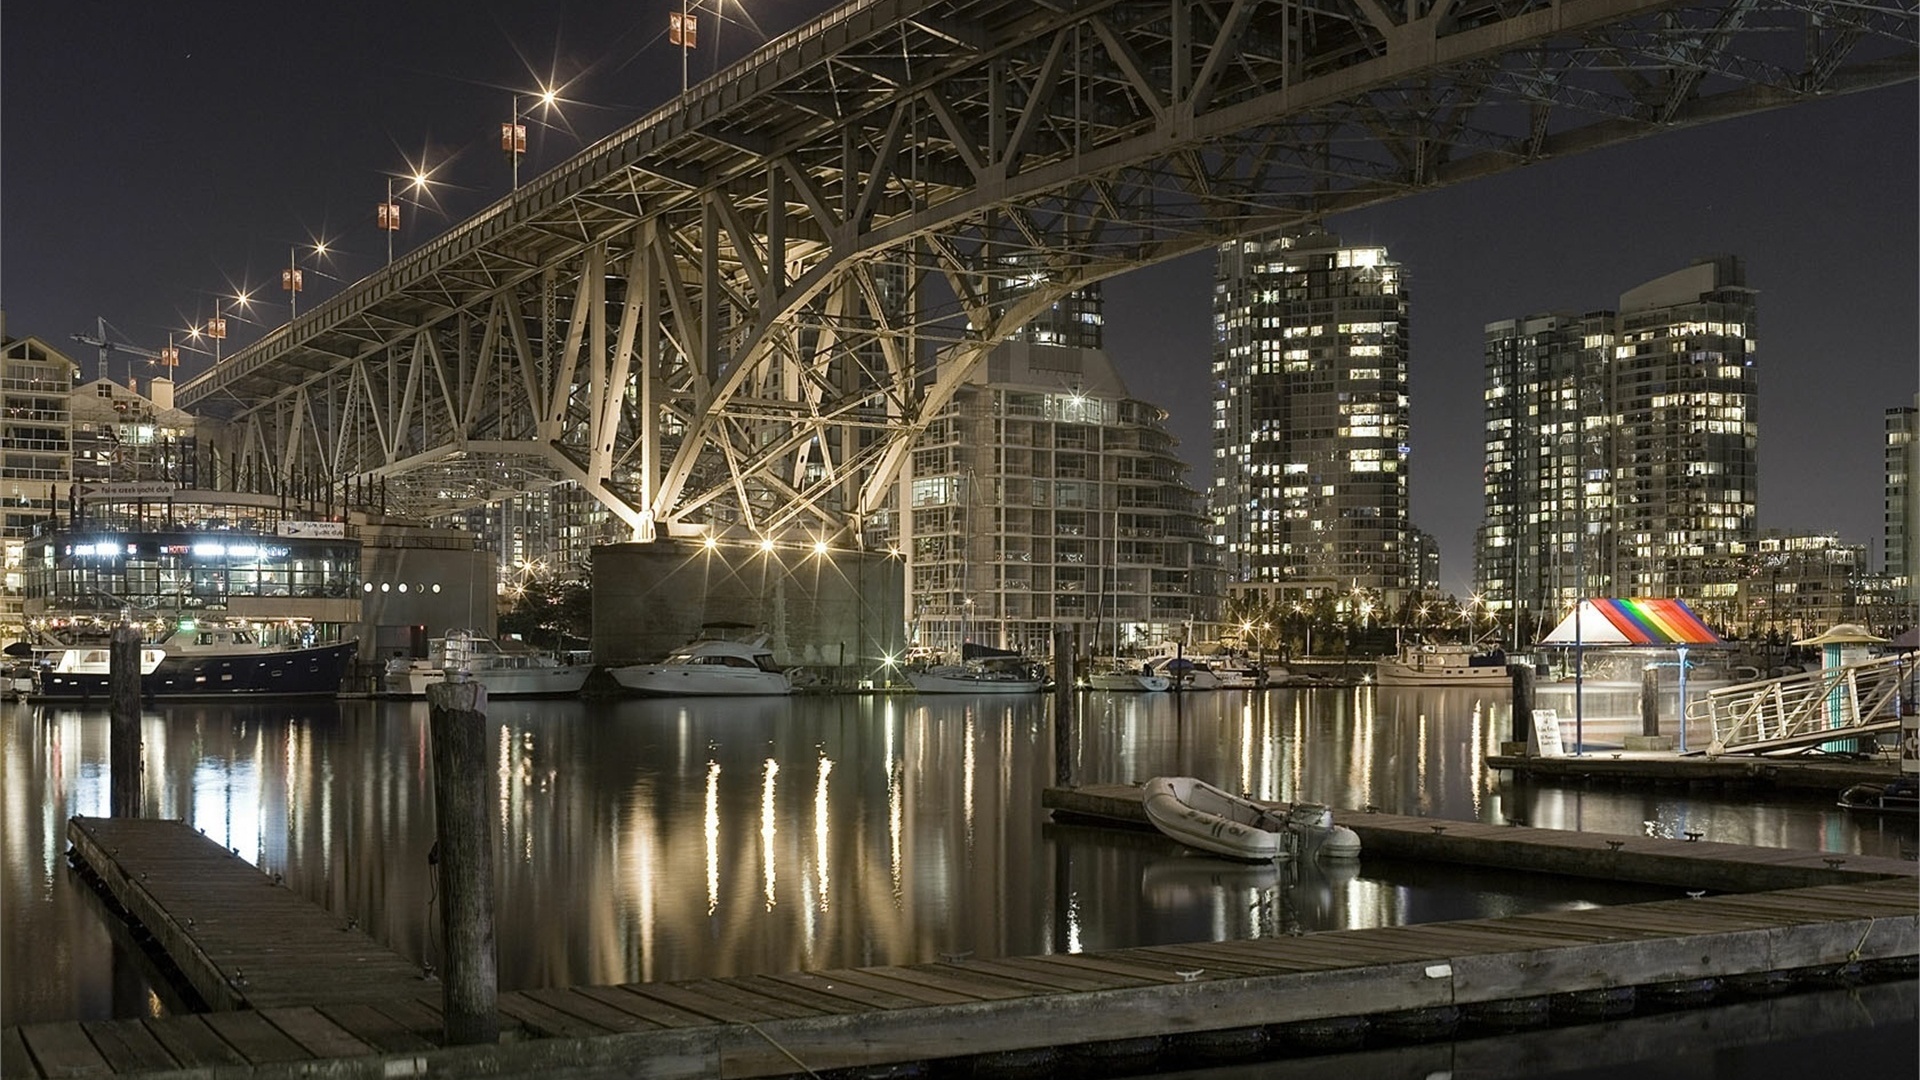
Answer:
xmin=1479 ymin=257 xmax=1758 ymax=617
xmin=896 ymin=336 xmax=1214 ymax=660
xmin=1211 ymin=228 xmax=1412 ymax=607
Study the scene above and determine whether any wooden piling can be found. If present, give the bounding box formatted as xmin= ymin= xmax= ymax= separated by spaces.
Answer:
xmin=426 ymin=677 xmax=499 ymax=1045
xmin=1641 ymin=665 xmax=1661 ymax=737
xmin=1508 ymin=663 xmax=1535 ymax=745
xmin=1053 ymin=628 xmax=1075 ymax=785
xmin=109 ymin=625 xmax=143 ymax=818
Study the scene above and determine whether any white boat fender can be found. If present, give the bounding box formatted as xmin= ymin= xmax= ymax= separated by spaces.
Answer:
xmin=1319 ymin=825 xmax=1362 ymax=860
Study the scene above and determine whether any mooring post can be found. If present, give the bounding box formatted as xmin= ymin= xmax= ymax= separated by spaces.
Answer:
xmin=1053 ymin=628 xmax=1075 ymax=785
xmin=110 ymin=624 xmax=144 ymax=818
xmin=1640 ymin=664 xmax=1661 ymax=737
xmin=1508 ymin=663 xmax=1535 ymax=747
xmin=427 ymin=677 xmax=499 ymax=1045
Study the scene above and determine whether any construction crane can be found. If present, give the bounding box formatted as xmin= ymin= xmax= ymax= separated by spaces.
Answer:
xmin=71 ymin=317 xmax=178 ymax=384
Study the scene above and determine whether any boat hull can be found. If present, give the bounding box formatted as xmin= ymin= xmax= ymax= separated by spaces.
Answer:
xmin=1086 ymin=670 xmax=1170 ymax=692
xmin=607 ymin=666 xmax=791 ymax=696
xmin=35 ymin=640 xmax=359 ymax=701
xmin=1373 ymin=662 xmax=1512 ymax=688
xmin=906 ymin=668 xmax=1045 ymax=694
xmin=384 ymin=664 xmax=594 ymax=698
xmin=1142 ymin=776 xmax=1290 ymax=861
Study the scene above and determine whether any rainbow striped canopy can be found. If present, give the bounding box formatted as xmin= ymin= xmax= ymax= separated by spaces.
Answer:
xmin=1539 ymin=598 xmax=1723 ymax=646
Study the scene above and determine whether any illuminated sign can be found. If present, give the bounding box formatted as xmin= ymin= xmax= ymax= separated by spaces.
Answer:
xmin=278 ymin=520 xmax=347 ymax=539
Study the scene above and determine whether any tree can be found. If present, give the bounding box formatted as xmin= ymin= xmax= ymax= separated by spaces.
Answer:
xmin=497 ymin=573 xmax=592 ymax=651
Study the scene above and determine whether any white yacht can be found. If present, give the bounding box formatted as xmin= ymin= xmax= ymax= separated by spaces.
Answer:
xmin=383 ymin=631 xmax=593 ymax=698
xmin=1374 ymin=643 xmax=1512 ymax=688
xmin=608 ymin=637 xmax=793 ymax=696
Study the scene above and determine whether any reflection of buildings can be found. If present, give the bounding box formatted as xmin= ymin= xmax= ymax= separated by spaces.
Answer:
xmin=891 ymin=328 xmax=1214 ymax=658
xmin=1480 ymin=258 xmax=1758 ymax=622
xmin=0 ymin=328 xmax=78 ymax=639
xmin=1212 ymin=228 xmax=1415 ymax=614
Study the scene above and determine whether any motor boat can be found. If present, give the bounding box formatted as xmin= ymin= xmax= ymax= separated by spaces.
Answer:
xmin=1374 ymin=642 xmax=1512 ymax=687
xmin=34 ymin=618 xmax=358 ymax=700
xmin=384 ymin=630 xmax=593 ymax=698
xmin=1143 ymin=776 xmax=1361 ymax=862
xmin=607 ymin=636 xmax=793 ymax=696
xmin=1085 ymin=662 xmax=1171 ymax=692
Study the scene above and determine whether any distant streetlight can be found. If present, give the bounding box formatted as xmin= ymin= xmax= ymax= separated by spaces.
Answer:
xmin=281 ymin=241 xmax=330 ymax=320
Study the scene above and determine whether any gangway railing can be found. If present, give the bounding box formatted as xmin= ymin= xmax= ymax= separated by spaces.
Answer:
xmin=1689 ymin=654 xmax=1917 ymax=757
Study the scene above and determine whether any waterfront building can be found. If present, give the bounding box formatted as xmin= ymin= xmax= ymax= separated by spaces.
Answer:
xmin=70 ymin=376 xmax=197 ymax=488
xmin=0 ymin=325 xmax=78 ymax=640
xmin=1888 ymin=397 xmax=1917 ymax=609
xmin=1211 ymin=228 xmax=1413 ymax=615
xmin=893 ymin=335 xmax=1214 ymax=659
xmin=1478 ymin=258 xmax=1758 ymax=621
xmin=1733 ymin=532 xmax=1902 ymax=640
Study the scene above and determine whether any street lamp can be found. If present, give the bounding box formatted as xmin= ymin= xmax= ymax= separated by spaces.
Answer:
xmin=282 ymin=240 xmax=333 ymax=320
xmin=377 ymin=172 xmax=429 ymax=265
xmin=503 ymin=88 xmax=558 ymax=190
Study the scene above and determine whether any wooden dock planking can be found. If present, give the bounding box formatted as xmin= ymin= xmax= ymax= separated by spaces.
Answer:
xmin=955 ymin=955 xmax=1144 ymax=992
xmin=311 ymin=1003 xmax=439 ymax=1053
xmin=765 ymin=968 xmax=972 ymax=1009
xmin=568 ymin=985 xmax=712 ymax=1029
xmin=16 ymin=1022 xmax=112 ymax=1078
xmin=66 ymin=816 xmax=430 ymax=1012
xmin=730 ymin=973 xmax=896 ymax=1014
xmin=137 ymin=1015 xmax=249 ymax=1069
xmin=849 ymin=963 xmax=1042 ymax=1003
xmin=75 ymin=1020 xmax=176 ymax=1074
xmin=195 ymin=1011 xmax=311 ymax=1065
xmin=494 ymin=992 xmax=618 ymax=1040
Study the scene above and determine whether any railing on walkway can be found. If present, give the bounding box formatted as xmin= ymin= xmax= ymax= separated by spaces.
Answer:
xmin=1691 ymin=654 xmax=1917 ymax=756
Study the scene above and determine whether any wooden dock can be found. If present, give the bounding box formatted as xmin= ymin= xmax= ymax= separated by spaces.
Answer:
xmin=5 ymin=807 xmax=1915 ymax=1080
xmin=1045 ymin=783 xmax=1920 ymax=892
xmin=1487 ymin=750 xmax=1903 ymax=791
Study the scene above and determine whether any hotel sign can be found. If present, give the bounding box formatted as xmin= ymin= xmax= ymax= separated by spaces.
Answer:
xmin=278 ymin=520 xmax=347 ymax=539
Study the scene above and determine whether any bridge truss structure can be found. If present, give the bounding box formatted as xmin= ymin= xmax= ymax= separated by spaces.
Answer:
xmin=179 ymin=0 xmax=1916 ymax=552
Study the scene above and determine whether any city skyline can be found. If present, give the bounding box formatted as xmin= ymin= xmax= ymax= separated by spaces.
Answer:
xmin=3 ymin=1 xmax=1914 ymax=594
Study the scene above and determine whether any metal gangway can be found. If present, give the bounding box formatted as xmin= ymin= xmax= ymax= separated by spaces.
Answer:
xmin=1688 ymin=654 xmax=1918 ymax=757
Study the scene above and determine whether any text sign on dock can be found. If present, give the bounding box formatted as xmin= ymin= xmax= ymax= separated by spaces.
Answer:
xmin=1532 ymin=709 xmax=1566 ymax=757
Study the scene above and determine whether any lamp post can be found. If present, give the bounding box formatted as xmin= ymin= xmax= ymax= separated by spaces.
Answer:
xmin=378 ymin=177 xmax=401 ymax=265
xmin=503 ymin=89 xmax=557 ymax=191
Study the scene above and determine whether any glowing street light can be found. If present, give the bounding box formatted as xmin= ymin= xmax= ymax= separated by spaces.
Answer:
xmin=504 ymin=87 xmax=560 ymax=190
xmin=378 ymin=171 xmax=432 ymax=265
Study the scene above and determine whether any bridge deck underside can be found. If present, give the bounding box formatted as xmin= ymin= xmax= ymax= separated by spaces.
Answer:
xmin=177 ymin=0 xmax=1916 ymax=542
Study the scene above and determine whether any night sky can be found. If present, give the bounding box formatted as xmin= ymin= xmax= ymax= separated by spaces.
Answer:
xmin=3 ymin=2 xmax=1914 ymax=592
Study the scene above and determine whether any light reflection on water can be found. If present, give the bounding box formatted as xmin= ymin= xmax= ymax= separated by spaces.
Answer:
xmin=3 ymin=687 xmax=1912 ymax=1029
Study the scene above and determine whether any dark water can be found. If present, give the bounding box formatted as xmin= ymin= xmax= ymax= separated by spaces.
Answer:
xmin=4 ymin=686 xmax=1913 ymax=1069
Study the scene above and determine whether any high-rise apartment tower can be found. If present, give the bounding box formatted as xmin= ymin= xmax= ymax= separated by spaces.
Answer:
xmin=1211 ymin=228 xmax=1412 ymax=609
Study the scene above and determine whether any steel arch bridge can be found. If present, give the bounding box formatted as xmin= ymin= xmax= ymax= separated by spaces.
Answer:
xmin=178 ymin=0 xmax=1915 ymax=548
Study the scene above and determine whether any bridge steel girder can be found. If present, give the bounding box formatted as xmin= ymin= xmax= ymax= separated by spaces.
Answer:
xmin=179 ymin=0 xmax=1916 ymax=547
